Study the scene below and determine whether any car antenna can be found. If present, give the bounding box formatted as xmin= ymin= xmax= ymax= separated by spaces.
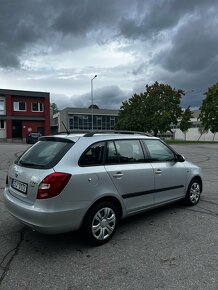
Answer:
xmin=62 ymin=121 xmax=70 ymax=135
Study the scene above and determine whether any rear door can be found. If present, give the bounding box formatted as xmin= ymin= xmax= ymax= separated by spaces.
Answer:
xmin=142 ymin=139 xmax=187 ymax=204
xmin=104 ymin=139 xmax=155 ymax=214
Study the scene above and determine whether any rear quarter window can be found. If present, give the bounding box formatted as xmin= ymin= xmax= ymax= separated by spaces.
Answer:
xmin=16 ymin=140 xmax=74 ymax=169
xmin=79 ymin=142 xmax=105 ymax=166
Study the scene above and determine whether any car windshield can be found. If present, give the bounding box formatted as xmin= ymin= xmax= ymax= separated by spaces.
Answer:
xmin=16 ymin=140 xmax=74 ymax=169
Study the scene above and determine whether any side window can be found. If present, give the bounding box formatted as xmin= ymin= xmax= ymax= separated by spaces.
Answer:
xmin=142 ymin=140 xmax=175 ymax=162
xmin=114 ymin=140 xmax=145 ymax=164
xmin=105 ymin=141 xmax=119 ymax=164
xmin=80 ymin=142 xmax=105 ymax=166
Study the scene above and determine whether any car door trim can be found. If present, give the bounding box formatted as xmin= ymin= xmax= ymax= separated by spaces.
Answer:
xmin=122 ymin=185 xmax=184 ymax=199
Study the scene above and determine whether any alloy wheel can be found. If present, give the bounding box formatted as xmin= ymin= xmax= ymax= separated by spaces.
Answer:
xmin=92 ymin=207 xmax=116 ymax=240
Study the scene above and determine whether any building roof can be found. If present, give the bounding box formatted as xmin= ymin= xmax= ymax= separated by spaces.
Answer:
xmin=63 ymin=107 xmax=119 ymax=115
xmin=192 ymin=109 xmax=200 ymax=118
xmin=0 ymin=88 xmax=49 ymax=98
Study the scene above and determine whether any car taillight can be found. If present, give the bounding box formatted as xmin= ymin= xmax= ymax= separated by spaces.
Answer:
xmin=37 ymin=173 xmax=71 ymax=199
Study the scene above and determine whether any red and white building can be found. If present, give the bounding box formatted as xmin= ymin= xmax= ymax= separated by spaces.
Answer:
xmin=0 ymin=89 xmax=50 ymax=142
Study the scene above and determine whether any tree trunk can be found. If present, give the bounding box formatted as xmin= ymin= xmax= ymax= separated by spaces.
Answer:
xmin=198 ymin=133 xmax=203 ymax=141
xmin=213 ymin=133 xmax=216 ymax=141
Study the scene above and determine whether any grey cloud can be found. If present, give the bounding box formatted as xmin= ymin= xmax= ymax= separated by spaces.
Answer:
xmin=119 ymin=0 xmax=217 ymax=39
xmin=51 ymin=94 xmax=74 ymax=109
xmin=51 ymin=86 xmax=130 ymax=110
xmin=0 ymin=0 xmax=49 ymax=67
xmin=52 ymin=0 xmax=120 ymax=36
xmin=0 ymin=0 xmax=132 ymax=67
xmin=1 ymin=0 xmax=217 ymax=68
xmin=182 ymin=93 xmax=205 ymax=108
xmin=132 ymin=63 xmax=146 ymax=76
xmin=155 ymin=12 xmax=218 ymax=73
xmin=72 ymin=85 xmax=130 ymax=109
xmin=1 ymin=0 xmax=218 ymax=109
xmin=0 ymin=49 xmax=20 ymax=68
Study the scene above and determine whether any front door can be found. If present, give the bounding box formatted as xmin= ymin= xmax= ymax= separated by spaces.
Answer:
xmin=142 ymin=139 xmax=187 ymax=204
xmin=12 ymin=121 xmax=22 ymax=138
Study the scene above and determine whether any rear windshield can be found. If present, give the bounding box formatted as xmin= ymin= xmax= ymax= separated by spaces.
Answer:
xmin=15 ymin=140 xmax=74 ymax=169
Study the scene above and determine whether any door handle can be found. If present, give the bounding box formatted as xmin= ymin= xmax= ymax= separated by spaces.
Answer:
xmin=113 ymin=172 xmax=124 ymax=178
xmin=155 ymin=169 xmax=162 ymax=174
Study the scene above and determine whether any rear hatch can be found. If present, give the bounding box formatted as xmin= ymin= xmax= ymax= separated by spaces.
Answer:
xmin=7 ymin=137 xmax=74 ymax=205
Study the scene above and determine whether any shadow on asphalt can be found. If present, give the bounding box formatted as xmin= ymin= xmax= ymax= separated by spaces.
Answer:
xmin=21 ymin=201 xmax=184 ymax=253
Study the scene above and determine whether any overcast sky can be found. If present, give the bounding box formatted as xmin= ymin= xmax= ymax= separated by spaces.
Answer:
xmin=0 ymin=0 xmax=217 ymax=109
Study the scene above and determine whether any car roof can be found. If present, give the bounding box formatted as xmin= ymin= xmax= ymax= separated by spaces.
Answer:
xmin=48 ymin=131 xmax=158 ymax=143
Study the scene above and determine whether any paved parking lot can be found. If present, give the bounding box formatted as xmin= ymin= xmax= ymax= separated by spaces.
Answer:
xmin=0 ymin=143 xmax=217 ymax=290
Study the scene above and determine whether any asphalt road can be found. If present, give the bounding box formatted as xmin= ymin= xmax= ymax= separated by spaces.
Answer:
xmin=0 ymin=143 xmax=217 ymax=290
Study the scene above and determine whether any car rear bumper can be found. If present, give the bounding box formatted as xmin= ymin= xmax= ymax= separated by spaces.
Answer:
xmin=3 ymin=188 xmax=89 ymax=234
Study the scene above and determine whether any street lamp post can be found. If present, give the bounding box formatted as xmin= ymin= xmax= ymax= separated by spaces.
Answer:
xmin=91 ymin=75 xmax=97 ymax=131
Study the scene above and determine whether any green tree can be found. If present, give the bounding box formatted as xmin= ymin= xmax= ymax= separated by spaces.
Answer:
xmin=199 ymin=83 xmax=218 ymax=141
xmin=179 ymin=106 xmax=193 ymax=140
xmin=197 ymin=123 xmax=208 ymax=141
xmin=51 ymin=103 xmax=58 ymax=114
xmin=115 ymin=82 xmax=183 ymax=136
xmin=88 ymin=104 xmax=99 ymax=109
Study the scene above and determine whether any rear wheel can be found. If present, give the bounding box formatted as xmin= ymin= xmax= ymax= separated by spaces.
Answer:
xmin=83 ymin=202 xmax=119 ymax=246
xmin=185 ymin=179 xmax=201 ymax=206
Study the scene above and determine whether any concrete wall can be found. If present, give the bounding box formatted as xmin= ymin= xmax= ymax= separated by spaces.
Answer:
xmin=174 ymin=128 xmax=218 ymax=141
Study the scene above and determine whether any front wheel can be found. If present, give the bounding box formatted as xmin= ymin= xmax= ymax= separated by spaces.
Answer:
xmin=83 ymin=202 xmax=119 ymax=246
xmin=185 ymin=179 xmax=201 ymax=206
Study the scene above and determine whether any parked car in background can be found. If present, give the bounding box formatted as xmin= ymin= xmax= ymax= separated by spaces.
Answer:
xmin=4 ymin=131 xmax=203 ymax=245
xmin=26 ymin=132 xmax=41 ymax=144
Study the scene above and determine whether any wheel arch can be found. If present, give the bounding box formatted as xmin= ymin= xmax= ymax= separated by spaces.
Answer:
xmin=82 ymin=195 xmax=123 ymax=226
xmin=190 ymin=176 xmax=203 ymax=192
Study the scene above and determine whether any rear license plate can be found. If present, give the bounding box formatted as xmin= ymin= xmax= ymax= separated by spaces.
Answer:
xmin=12 ymin=179 xmax=28 ymax=194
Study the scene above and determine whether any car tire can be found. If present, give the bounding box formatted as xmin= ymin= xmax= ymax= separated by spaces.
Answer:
xmin=185 ymin=178 xmax=201 ymax=206
xmin=82 ymin=202 xmax=119 ymax=246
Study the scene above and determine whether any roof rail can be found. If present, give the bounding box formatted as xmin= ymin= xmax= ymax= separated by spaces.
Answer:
xmin=83 ymin=130 xmax=153 ymax=137
xmin=55 ymin=130 xmax=89 ymax=135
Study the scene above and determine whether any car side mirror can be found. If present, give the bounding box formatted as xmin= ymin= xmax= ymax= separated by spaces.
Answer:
xmin=177 ymin=154 xmax=185 ymax=162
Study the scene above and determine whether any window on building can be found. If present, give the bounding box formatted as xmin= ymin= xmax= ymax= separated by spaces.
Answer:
xmin=32 ymin=102 xmax=44 ymax=112
xmin=13 ymin=101 xmax=26 ymax=111
xmin=83 ymin=116 xmax=88 ymax=129
xmin=110 ymin=116 xmax=116 ymax=130
xmin=69 ymin=115 xmax=93 ymax=130
xmin=0 ymin=120 xmax=5 ymax=129
xmin=0 ymin=100 xmax=4 ymax=111
xmin=97 ymin=116 xmax=102 ymax=130
xmin=69 ymin=113 xmax=118 ymax=131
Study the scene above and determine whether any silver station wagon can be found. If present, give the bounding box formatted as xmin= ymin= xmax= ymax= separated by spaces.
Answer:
xmin=4 ymin=132 xmax=202 ymax=245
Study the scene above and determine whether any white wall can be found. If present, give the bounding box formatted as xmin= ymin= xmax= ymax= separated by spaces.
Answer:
xmin=0 ymin=130 xmax=6 ymax=139
xmin=174 ymin=128 xmax=218 ymax=141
